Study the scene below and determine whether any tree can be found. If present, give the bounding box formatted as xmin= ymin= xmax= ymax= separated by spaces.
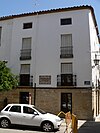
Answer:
xmin=0 ymin=61 xmax=18 ymax=91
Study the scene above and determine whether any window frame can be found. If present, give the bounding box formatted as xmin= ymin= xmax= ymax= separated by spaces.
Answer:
xmin=23 ymin=22 xmax=32 ymax=29
xmin=60 ymin=18 xmax=72 ymax=25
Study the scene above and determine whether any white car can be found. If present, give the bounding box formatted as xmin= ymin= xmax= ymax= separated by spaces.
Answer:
xmin=0 ymin=104 xmax=62 ymax=132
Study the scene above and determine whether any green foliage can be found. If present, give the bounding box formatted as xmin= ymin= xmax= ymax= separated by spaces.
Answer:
xmin=0 ymin=61 xmax=18 ymax=91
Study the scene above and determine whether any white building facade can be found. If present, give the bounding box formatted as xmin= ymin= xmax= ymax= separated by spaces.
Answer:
xmin=0 ymin=5 xmax=100 ymax=119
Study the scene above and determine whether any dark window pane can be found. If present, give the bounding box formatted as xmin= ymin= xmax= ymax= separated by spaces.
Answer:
xmin=84 ymin=81 xmax=90 ymax=85
xmin=23 ymin=23 xmax=32 ymax=29
xmin=61 ymin=18 xmax=72 ymax=25
xmin=9 ymin=106 xmax=21 ymax=113
xmin=61 ymin=93 xmax=72 ymax=113
xmin=23 ymin=106 xmax=35 ymax=114
xmin=20 ymin=74 xmax=30 ymax=86
xmin=4 ymin=106 xmax=11 ymax=111
xmin=20 ymin=92 xmax=29 ymax=104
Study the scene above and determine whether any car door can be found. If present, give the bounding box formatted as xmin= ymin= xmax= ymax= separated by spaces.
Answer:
xmin=22 ymin=106 xmax=42 ymax=126
xmin=8 ymin=105 xmax=22 ymax=125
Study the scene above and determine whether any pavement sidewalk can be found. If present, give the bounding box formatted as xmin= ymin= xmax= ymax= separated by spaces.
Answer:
xmin=76 ymin=114 xmax=100 ymax=128
xmin=77 ymin=114 xmax=100 ymax=127
xmin=61 ymin=119 xmax=86 ymax=129
xmin=60 ymin=114 xmax=100 ymax=133
xmin=61 ymin=114 xmax=100 ymax=129
xmin=78 ymin=120 xmax=86 ymax=129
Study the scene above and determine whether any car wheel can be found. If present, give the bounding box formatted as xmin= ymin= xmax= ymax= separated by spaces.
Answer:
xmin=0 ymin=118 xmax=10 ymax=128
xmin=41 ymin=121 xmax=54 ymax=132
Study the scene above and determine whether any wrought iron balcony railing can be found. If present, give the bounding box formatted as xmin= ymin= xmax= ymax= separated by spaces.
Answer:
xmin=60 ymin=46 xmax=73 ymax=58
xmin=20 ymin=49 xmax=31 ymax=60
xmin=57 ymin=74 xmax=77 ymax=86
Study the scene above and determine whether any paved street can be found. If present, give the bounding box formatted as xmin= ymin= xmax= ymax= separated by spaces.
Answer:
xmin=0 ymin=118 xmax=100 ymax=133
xmin=0 ymin=123 xmax=66 ymax=133
xmin=0 ymin=122 xmax=66 ymax=133
xmin=78 ymin=121 xmax=100 ymax=133
xmin=78 ymin=116 xmax=100 ymax=133
xmin=0 ymin=126 xmax=66 ymax=133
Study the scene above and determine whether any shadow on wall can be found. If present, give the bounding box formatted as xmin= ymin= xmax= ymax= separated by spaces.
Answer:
xmin=3 ymin=97 xmax=8 ymax=107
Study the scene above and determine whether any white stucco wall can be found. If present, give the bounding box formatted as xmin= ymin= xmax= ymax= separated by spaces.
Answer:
xmin=0 ymin=20 xmax=13 ymax=64
xmin=88 ymin=11 xmax=100 ymax=88
xmin=0 ymin=8 xmax=99 ymax=88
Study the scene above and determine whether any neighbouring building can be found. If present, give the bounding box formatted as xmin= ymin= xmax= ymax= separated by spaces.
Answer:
xmin=0 ymin=5 xmax=100 ymax=120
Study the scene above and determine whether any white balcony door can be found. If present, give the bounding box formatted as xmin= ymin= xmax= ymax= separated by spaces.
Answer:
xmin=22 ymin=37 xmax=31 ymax=49
xmin=61 ymin=34 xmax=72 ymax=47
xmin=61 ymin=63 xmax=72 ymax=74
xmin=61 ymin=63 xmax=73 ymax=86
xmin=20 ymin=64 xmax=30 ymax=86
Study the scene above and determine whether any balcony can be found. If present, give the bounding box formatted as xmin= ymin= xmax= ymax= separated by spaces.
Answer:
xmin=57 ymin=74 xmax=77 ymax=86
xmin=20 ymin=49 xmax=31 ymax=60
xmin=19 ymin=74 xmax=33 ymax=86
xmin=60 ymin=46 xmax=73 ymax=58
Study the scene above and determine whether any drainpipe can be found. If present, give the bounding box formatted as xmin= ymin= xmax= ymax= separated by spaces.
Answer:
xmin=34 ymin=83 xmax=36 ymax=105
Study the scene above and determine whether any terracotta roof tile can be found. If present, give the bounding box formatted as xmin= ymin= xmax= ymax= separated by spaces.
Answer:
xmin=0 ymin=5 xmax=93 ymax=20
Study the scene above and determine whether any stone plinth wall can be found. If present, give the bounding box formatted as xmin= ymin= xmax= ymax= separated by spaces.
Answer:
xmin=0 ymin=87 xmax=92 ymax=120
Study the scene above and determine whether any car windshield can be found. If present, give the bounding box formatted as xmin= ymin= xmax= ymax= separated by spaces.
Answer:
xmin=33 ymin=106 xmax=46 ymax=114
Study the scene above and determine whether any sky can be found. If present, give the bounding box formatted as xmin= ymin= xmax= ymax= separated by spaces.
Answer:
xmin=0 ymin=0 xmax=100 ymax=34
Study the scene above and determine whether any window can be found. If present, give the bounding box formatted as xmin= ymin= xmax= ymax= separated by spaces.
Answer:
xmin=20 ymin=37 xmax=31 ymax=60
xmin=61 ymin=18 xmax=72 ymax=25
xmin=20 ymin=64 xmax=30 ymax=86
xmin=61 ymin=93 xmax=72 ymax=113
xmin=9 ymin=106 xmax=21 ymax=113
xmin=84 ymin=81 xmax=90 ymax=85
xmin=61 ymin=34 xmax=72 ymax=47
xmin=60 ymin=34 xmax=73 ymax=58
xmin=23 ymin=106 xmax=35 ymax=114
xmin=23 ymin=22 xmax=32 ymax=29
xmin=22 ymin=37 xmax=31 ymax=50
xmin=57 ymin=63 xmax=76 ymax=86
xmin=20 ymin=64 xmax=30 ymax=74
xmin=61 ymin=63 xmax=73 ymax=86
xmin=0 ymin=27 xmax=2 ymax=46
xmin=4 ymin=106 xmax=11 ymax=111
xmin=61 ymin=63 xmax=72 ymax=74
xmin=20 ymin=92 xmax=29 ymax=104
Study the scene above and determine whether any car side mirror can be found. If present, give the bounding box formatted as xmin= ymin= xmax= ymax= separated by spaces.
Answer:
xmin=34 ymin=111 xmax=39 ymax=115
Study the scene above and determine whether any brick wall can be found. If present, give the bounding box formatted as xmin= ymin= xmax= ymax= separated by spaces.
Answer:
xmin=0 ymin=87 xmax=92 ymax=120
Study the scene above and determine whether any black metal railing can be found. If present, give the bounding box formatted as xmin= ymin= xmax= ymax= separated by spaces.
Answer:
xmin=60 ymin=46 xmax=73 ymax=58
xmin=20 ymin=49 xmax=31 ymax=60
xmin=57 ymin=74 xmax=77 ymax=86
